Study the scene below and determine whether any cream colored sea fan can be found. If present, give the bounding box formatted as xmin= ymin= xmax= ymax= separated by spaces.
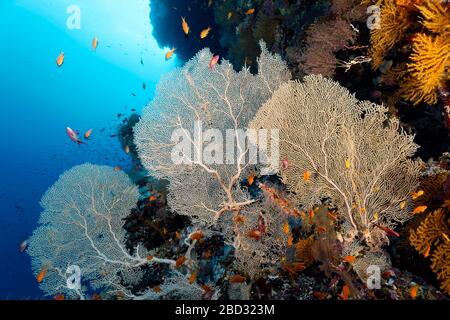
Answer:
xmin=250 ymin=75 xmax=423 ymax=247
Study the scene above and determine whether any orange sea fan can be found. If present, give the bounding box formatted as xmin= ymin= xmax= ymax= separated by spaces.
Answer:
xmin=369 ymin=0 xmax=410 ymax=69
xmin=400 ymin=33 xmax=450 ymax=105
xmin=410 ymin=208 xmax=450 ymax=295
xmin=416 ymin=0 xmax=450 ymax=36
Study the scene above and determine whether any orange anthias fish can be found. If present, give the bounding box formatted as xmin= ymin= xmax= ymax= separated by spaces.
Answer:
xmin=181 ymin=17 xmax=190 ymax=35
xmin=165 ymin=48 xmax=176 ymax=61
xmin=309 ymin=210 xmax=315 ymax=220
xmin=248 ymin=229 xmax=261 ymax=240
xmin=341 ymin=285 xmax=350 ymax=300
xmin=124 ymin=145 xmax=130 ymax=154
xmin=176 ymin=255 xmax=186 ymax=267
xmin=56 ymin=52 xmax=65 ymax=67
xmin=282 ymin=222 xmax=290 ymax=234
xmin=114 ymin=166 xmax=122 ymax=172
xmin=84 ymin=128 xmax=93 ymax=140
xmin=188 ymin=272 xmax=197 ymax=284
xmin=303 ymin=170 xmax=311 ymax=182
xmin=411 ymin=190 xmax=424 ymax=200
xmin=412 ymin=205 xmax=427 ymax=214
xmin=36 ymin=267 xmax=48 ymax=283
xmin=247 ymin=173 xmax=255 ymax=186
xmin=227 ymin=12 xmax=233 ymax=20
xmin=343 ymin=255 xmax=356 ymax=263
xmin=281 ymin=158 xmax=289 ymax=169
xmin=200 ymin=27 xmax=212 ymax=39
xmin=209 ymin=55 xmax=220 ymax=69
xmin=246 ymin=8 xmax=255 ymax=14
xmin=410 ymin=285 xmax=419 ymax=299
xmin=400 ymin=200 xmax=407 ymax=209
xmin=54 ymin=294 xmax=65 ymax=301
xmin=92 ymin=37 xmax=99 ymax=51
xmin=147 ymin=255 xmax=154 ymax=261
xmin=423 ymin=245 xmax=431 ymax=258
xmin=190 ymin=230 xmax=204 ymax=241
xmin=66 ymin=127 xmax=85 ymax=145
xmin=230 ymin=275 xmax=246 ymax=283
xmin=287 ymin=235 xmax=293 ymax=247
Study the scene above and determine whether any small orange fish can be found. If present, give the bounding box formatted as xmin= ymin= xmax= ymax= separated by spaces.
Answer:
xmin=152 ymin=286 xmax=162 ymax=293
xmin=316 ymin=226 xmax=326 ymax=233
xmin=282 ymin=222 xmax=290 ymax=234
xmin=176 ymin=255 xmax=186 ymax=267
xmin=84 ymin=128 xmax=92 ymax=139
xmin=400 ymin=200 xmax=407 ymax=209
xmin=230 ymin=274 xmax=246 ymax=283
xmin=410 ymin=285 xmax=418 ymax=299
xmin=56 ymin=52 xmax=65 ymax=67
xmin=147 ymin=255 xmax=154 ymax=261
xmin=54 ymin=294 xmax=65 ymax=301
xmin=233 ymin=215 xmax=245 ymax=223
xmin=165 ymin=47 xmax=176 ymax=61
xmin=124 ymin=145 xmax=130 ymax=154
xmin=190 ymin=230 xmax=204 ymax=241
xmin=341 ymin=284 xmax=350 ymax=300
xmin=209 ymin=55 xmax=220 ymax=69
xmin=203 ymin=284 xmax=212 ymax=293
xmin=247 ymin=174 xmax=255 ymax=186
xmin=175 ymin=231 xmax=181 ymax=239
xmin=36 ymin=267 xmax=48 ymax=283
xmin=114 ymin=166 xmax=122 ymax=172
xmin=287 ymin=235 xmax=293 ymax=247
xmin=246 ymin=8 xmax=255 ymax=14
xmin=292 ymin=263 xmax=306 ymax=272
xmin=181 ymin=17 xmax=189 ymax=35
xmin=313 ymin=291 xmax=328 ymax=300
xmin=227 ymin=12 xmax=233 ymax=20
xmin=149 ymin=195 xmax=157 ymax=201
xmin=92 ymin=293 xmax=102 ymax=300
xmin=309 ymin=210 xmax=315 ymax=220
xmin=343 ymin=255 xmax=356 ymax=263
xmin=200 ymin=27 xmax=212 ymax=39
xmin=345 ymin=159 xmax=351 ymax=169
xmin=248 ymin=229 xmax=261 ymax=240
xmin=303 ymin=170 xmax=311 ymax=182
xmin=327 ymin=211 xmax=338 ymax=222
xmin=423 ymin=245 xmax=431 ymax=258
xmin=412 ymin=205 xmax=427 ymax=214
xmin=188 ymin=272 xmax=197 ymax=284
xmin=411 ymin=190 xmax=424 ymax=200
xmin=92 ymin=37 xmax=98 ymax=51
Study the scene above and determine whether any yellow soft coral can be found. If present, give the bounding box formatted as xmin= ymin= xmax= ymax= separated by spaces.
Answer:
xmin=369 ymin=0 xmax=410 ymax=69
xmin=416 ymin=0 xmax=450 ymax=35
xmin=400 ymin=33 xmax=450 ymax=105
xmin=410 ymin=208 xmax=450 ymax=295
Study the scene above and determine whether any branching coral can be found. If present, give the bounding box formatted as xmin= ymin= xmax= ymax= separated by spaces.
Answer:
xmin=410 ymin=208 xmax=450 ymax=295
xmin=250 ymin=75 xmax=423 ymax=249
xmin=134 ymin=42 xmax=291 ymax=275
xmin=399 ymin=0 xmax=450 ymax=105
xmin=369 ymin=0 xmax=410 ymax=69
xmin=27 ymin=164 xmax=175 ymax=299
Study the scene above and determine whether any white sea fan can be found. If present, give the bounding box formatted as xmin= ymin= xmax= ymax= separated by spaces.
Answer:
xmin=134 ymin=41 xmax=290 ymax=226
xmin=27 ymin=163 xmax=173 ymax=299
xmin=250 ymin=75 xmax=423 ymax=247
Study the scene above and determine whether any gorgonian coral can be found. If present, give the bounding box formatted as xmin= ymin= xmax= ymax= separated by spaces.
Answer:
xmin=369 ymin=0 xmax=410 ymax=69
xmin=27 ymin=164 xmax=175 ymax=299
xmin=134 ymin=42 xmax=291 ymax=275
xmin=399 ymin=1 xmax=450 ymax=105
xmin=410 ymin=208 xmax=450 ymax=295
xmin=250 ymin=75 xmax=423 ymax=249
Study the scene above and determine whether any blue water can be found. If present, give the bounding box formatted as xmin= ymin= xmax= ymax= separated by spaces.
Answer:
xmin=0 ymin=0 xmax=177 ymax=299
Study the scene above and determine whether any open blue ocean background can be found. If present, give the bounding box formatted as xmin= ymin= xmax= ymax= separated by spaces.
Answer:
xmin=0 ymin=0 xmax=177 ymax=299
